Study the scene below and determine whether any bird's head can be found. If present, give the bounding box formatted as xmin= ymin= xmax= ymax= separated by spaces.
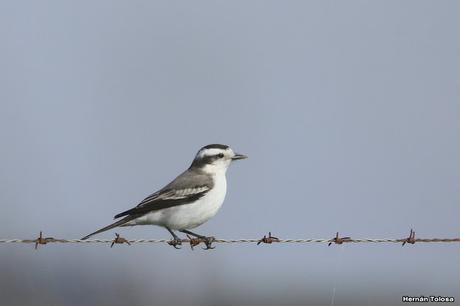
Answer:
xmin=190 ymin=144 xmax=247 ymax=173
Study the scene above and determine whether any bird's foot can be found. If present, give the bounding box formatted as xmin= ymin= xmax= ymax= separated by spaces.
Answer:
xmin=186 ymin=235 xmax=202 ymax=250
xmin=167 ymin=238 xmax=182 ymax=249
xmin=186 ymin=234 xmax=215 ymax=250
xmin=201 ymin=236 xmax=216 ymax=250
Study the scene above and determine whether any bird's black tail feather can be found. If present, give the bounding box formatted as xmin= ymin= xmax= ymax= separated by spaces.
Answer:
xmin=81 ymin=215 xmax=136 ymax=240
xmin=114 ymin=207 xmax=136 ymax=219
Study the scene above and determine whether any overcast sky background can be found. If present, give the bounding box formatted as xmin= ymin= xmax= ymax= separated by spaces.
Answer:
xmin=1 ymin=1 xmax=459 ymax=305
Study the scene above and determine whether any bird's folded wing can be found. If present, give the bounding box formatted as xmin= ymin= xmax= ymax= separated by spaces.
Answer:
xmin=113 ymin=185 xmax=210 ymax=218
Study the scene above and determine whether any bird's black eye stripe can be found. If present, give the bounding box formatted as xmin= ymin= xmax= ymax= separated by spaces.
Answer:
xmin=217 ymin=153 xmax=224 ymax=158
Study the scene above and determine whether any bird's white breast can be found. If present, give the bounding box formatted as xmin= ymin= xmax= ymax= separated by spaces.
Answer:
xmin=130 ymin=173 xmax=227 ymax=230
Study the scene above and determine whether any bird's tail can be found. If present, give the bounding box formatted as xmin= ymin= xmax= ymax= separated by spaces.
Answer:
xmin=81 ymin=215 xmax=136 ymax=240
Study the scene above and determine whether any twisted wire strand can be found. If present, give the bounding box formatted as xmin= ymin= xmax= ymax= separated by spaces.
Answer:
xmin=1 ymin=237 xmax=460 ymax=244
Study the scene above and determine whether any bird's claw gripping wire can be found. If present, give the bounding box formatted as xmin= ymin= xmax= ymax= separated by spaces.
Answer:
xmin=111 ymin=233 xmax=131 ymax=248
xmin=186 ymin=235 xmax=201 ymax=250
xmin=257 ymin=232 xmax=280 ymax=245
xmin=328 ymin=232 xmax=352 ymax=246
xmin=167 ymin=238 xmax=183 ymax=249
xmin=201 ymin=236 xmax=215 ymax=250
xmin=186 ymin=235 xmax=215 ymax=250
xmin=402 ymin=229 xmax=416 ymax=246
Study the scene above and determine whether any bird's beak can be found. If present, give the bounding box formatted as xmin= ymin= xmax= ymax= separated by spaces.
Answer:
xmin=232 ymin=153 xmax=248 ymax=161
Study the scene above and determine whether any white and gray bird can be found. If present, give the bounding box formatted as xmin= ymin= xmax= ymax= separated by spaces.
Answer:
xmin=82 ymin=144 xmax=247 ymax=249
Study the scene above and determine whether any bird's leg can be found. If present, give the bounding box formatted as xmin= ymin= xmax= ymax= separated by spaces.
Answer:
xmin=166 ymin=227 xmax=182 ymax=249
xmin=180 ymin=229 xmax=215 ymax=250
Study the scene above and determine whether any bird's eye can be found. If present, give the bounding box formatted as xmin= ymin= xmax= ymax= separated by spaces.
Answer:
xmin=217 ymin=153 xmax=224 ymax=158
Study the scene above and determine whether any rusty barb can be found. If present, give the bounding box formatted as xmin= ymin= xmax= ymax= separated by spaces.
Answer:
xmin=32 ymin=231 xmax=68 ymax=249
xmin=328 ymin=232 xmax=352 ymax=246
xmin=186 ymin=235 xmax=202 ymax=249
xmin=185 ymin=235 xmax=216 ymax=250
xmin=111 ymin=233 xmax=131 ymax=248
xmin=402 ymin=229 xmax=416 ymax=246
xmin=33 ymin=231 xmax=67 ymax=249
xmin=34 ymin=231 xmax=54 ymax=249
xmin=257 ymin=232 xmax=280 ymax=245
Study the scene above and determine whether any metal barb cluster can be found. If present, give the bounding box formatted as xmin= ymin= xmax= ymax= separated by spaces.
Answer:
xmin=257 ymin=232 xmax=280 ymax=245
xmin=328 ymin=232 xmax=352 ymax=246
xmin=35 ymin=231 xmax=49 ymax=249
xmin=33 ymin=231 xmax=65 ymax=249
xmin=184 ymin=235 xmax=216 ymax=250
xmin=402 ymin=229 xmax=416 ymax=246
xmin=111 ymin=233 xmax=131 ymax=248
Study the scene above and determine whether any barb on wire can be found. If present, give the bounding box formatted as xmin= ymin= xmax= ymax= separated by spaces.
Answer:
xmin=35 ymin=231 xmax=48 ymax=250
xmin=187 ymin=235 xmax=202 ymax=249
xmin=184 ymin=235 xmax=216 ymax=250
xmin=111 ymin=233 xmax=131 ymax=248
xmin=1 ymin=229 xmax=460 ymax=250
xmin=328 ymin=232 xmax=352 ymax=246
xmin=33 ymin=231 xmax=66 ymax=250
xmin=257 ymin=232 xmax=280 ymax=245
xmin=402 ymin=229 xmax=416 ymax=246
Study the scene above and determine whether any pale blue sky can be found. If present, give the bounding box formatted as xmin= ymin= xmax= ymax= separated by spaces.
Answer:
xmin=1 ymin=1 xmax=459 ymax=305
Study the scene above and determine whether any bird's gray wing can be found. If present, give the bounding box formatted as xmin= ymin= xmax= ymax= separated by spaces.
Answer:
xmin=81 ymin=169 xmax=212 ymax=240
xmin=113 ymin=168 xmax=213 ymax=218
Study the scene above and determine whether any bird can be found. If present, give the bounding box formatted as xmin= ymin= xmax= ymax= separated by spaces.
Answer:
xmin=81 ymin=144 xmax=247 ymax=249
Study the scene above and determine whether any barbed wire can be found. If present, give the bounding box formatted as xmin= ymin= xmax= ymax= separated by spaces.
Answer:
xmin=1 ymin=229 xmax=460 ymax=250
